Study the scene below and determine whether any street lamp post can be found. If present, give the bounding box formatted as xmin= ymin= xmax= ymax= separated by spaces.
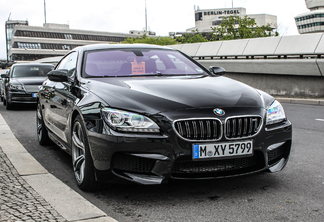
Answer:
xmin=145 ymin=0 xmax=147 ymax=32
xmin=44 ymin=0 xmax=47 ymax=24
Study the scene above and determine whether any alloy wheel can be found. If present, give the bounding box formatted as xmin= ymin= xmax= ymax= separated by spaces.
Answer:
xmin=36 ymin=101 xmax=51 ymax=145
xmin=72 ymin=121 xmax=86 ymax=184
xmin=36 ymin=104 xmax=43 ymax=141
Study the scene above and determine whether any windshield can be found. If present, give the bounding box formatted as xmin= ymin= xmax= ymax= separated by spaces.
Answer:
xmin=11 ymin=65 xmax=53 ymax=78
xmin=83 ymin=49 xmax=207 ymax=77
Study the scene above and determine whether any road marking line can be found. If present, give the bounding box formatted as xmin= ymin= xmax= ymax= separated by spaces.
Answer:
xmin=315 ymin=119 xmax=324 ymax=122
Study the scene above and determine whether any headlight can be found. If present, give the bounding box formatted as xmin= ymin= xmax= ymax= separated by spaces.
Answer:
xmin=101 ymin=108 xmax=160 ymax=133
xmin=266 ymin=100 xmax=286 ymax=125
xmin=9 ymin=84 xmax=25 ymax=92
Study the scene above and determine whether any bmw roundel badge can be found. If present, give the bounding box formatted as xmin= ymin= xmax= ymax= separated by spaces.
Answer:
xmin=213 ymin=108 xmax=225 ymax=116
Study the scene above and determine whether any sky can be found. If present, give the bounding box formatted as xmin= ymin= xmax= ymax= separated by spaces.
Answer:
xmin=0 ymin=0 xmax=308 ymax=60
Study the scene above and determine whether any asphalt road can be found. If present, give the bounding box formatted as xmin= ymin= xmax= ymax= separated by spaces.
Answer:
xmin=0 ymin=102 xmax=323 ymax=222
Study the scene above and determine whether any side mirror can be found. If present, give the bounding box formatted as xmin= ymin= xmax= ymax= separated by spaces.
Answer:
xmin=209 ymin=66 xmax=226 ymax=76
xmin=1 ymin=74 xmax=9 ymax=78
xmin=47 ymin=69 xmax=69 ymax=82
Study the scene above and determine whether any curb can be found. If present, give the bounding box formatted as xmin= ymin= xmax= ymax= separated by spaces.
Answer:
xmin=276 ymin=97 xmax=324 ymax=106
xmin=0 ymin=113 xmax=117 ymax=222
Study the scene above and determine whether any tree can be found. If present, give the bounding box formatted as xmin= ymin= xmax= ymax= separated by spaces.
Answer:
xmin=175 ymin=29 xmax=209 ymax=44
xmin=122 ymin=29 xmax=209 ymax=45
xmin=211 ymin=16 xmax=279 ymax=41
xmin=122 ymin=34 xmax=178 ymax=45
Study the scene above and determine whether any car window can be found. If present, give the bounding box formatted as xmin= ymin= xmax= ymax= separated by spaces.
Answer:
xmin=11 ymin=65 xmax=53 ymax=78
xmin=83 ymin=49 xmax=207 ymax=77
xmin=56 ymin=52 xmax=77 ymax=77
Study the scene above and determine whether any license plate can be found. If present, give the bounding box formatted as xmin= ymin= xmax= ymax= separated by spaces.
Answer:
xmin=32 ymin=93 xmax=37 ymax=98
xmin=193 ymin=140 xmax=253 ymax=160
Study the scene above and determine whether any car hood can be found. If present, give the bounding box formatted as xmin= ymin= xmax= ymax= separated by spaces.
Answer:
xmin=85 ymin=75 xmax=266 ymax=114
xmin=10 ymin=77 xmax=48 ymax=85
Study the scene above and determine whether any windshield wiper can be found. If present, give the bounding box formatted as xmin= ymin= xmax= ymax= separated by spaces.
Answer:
xmin=109 ymin=72 xmax=165 ymax=77
xmin=86 ymin=72 xmax=206 ymax=78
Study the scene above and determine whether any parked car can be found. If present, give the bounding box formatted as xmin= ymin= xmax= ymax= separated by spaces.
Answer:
xmin=0 ymin=70 xmax=6 ymax=102
xmin=37 ymin=44 xmax=292 ymax=191
xmin=1 ymin=63 xmax=54 ymax=109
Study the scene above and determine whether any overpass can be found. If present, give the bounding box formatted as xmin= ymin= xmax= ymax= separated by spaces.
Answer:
xmin=169 ymin=33 xmax=324 ymax=98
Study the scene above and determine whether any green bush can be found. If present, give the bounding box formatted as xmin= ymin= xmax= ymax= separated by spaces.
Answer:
xmin=122 ymin=34 xmax=178 ymax=45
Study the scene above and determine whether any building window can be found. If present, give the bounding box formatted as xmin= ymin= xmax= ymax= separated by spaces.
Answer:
xmin=13 ymin=30 xmax=127 ymax=44
xmin=195 ymin=12 xmax=203 ymax=21
xmin=16 ymin=42 xmax=42 ymax=49
xmin=298 ymin=21 xmax=324 ymax=29
xmin=296 ymin=13 xmax=324 ymax=22
xmin=64 ymin=34 xmax=73 ymax=39
xmin=212 ymin=19 xmax=239 ymax=26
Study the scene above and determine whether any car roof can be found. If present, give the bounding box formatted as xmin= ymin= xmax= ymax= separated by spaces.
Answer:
xmin=74 ymin=43 xmax=176 ymax=52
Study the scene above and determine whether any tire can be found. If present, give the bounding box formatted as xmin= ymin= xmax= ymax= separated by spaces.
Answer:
xmin=5 ymin=95 xmax=13 ymax=110
xmin=72 ymin=115 xmax=100 ymax=191
xmin=36 ymin=101 xmax=51 ymax=145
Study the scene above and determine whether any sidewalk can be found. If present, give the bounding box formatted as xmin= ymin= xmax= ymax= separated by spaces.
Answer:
xmin=0 ymin=98 xmax=323 ymax=221
xmin=0 ymin=114 xmax=117 ymax=222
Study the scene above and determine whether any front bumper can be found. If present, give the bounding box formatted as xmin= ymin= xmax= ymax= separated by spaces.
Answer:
xmin=8 ymin=91 xmax=38 ymax=104
xmin=87 ymin=118 xmax=292 ymax=185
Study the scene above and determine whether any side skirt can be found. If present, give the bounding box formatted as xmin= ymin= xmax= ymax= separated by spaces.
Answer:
xmin=48 ymin=131 xmax=71 ymax=155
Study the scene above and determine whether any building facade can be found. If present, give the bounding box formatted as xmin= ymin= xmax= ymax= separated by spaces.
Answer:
xmin=186 ymin=7 xmax=277 ymax=33
xmin=5 ymin=20 xmax=28 ymax=61
xmin=295 ymin=0 xmax=324 ymax=34
xmin=6 ymin=22 xmax=148 ymax=62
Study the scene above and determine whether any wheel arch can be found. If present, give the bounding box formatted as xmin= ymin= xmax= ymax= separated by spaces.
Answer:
xmin=71 ymin=109 xmax=81 ymax=128
xmin=70 ymin=108 xmax=92 ymax=153
xmin=70 ymin=109 xmax=103 ymax=188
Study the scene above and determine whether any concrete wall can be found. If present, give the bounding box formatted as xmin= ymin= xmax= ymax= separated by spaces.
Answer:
xmin=224 ymin=73 xmax=324 ymax=98
xmin=168 ymin=33 xmax=324 ymax=98
xmin=198 ymin=60 xmax=324 ymax=98
xmin=169 ymin=33 xmax=324 ymax=58
xmin=198 ymin=60 xmax=323 ymax=76
xmin=173 ymin=34 xmax=324 ymax=76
